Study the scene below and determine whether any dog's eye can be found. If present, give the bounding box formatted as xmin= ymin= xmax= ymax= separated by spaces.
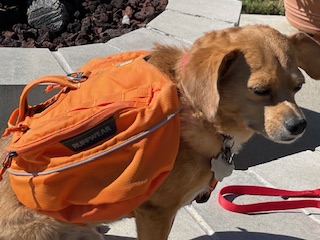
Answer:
xmin=293 ymin=83 xmax=303 ymax=92
xmin=250 ymin=88 xmax=272 ymax=96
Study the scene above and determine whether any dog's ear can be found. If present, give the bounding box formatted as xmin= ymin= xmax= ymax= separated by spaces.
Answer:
xmin=181 ymin=48 xmax=240 ymax=122
xmin=289 ymin=32 xmax=320 ymax=80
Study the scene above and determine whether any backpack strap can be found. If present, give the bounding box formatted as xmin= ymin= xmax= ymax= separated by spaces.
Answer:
xmin=219 ymin=185 xmax=320 ymax=213
xmin=17 ymin=72 xmax=91 ymax=123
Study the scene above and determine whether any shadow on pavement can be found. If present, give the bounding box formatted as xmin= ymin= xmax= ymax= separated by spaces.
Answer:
xmin=104 ymin=236 xmax=135 ymax=240
xmin=98 ymin=225 xmax=136 ymax=240
xmin=103 ymin=231 xmax=304 ymax=240
xmin=203 ymin=230 xmax=304 ymax=240
xmin=235 ymin=108 xmax=320 ymax=170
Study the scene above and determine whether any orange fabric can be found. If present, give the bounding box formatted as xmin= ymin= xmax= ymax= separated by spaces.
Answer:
xmin=3 ymin=51 xmax=180 ymax=223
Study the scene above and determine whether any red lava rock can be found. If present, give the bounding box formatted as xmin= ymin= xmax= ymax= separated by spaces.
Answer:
xmin=135 ymin=5 xmax=155 ymax=21
xmin=21 ymin=38 xmax=35 ymax=48
xmin=0 ymin=0 xmax=168 ymax=51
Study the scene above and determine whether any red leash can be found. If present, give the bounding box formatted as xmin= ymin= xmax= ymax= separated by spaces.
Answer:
xmin=219 ymin=185 xmax=320 ymax=213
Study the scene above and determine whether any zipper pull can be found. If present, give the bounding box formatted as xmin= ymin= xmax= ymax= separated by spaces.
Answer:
xmin=0 ymin=151 xmax=17 ymax=181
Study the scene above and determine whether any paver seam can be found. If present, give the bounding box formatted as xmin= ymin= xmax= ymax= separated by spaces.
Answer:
xmin=103 ymin=42 xmax=125 ymax=52
xmin=184 ymin=205 xmax=220 ymax=240
xmin=103 ymin=42 xmax=124 ymax=52
xmin=145 ymin=26 xmax=193 ymax=45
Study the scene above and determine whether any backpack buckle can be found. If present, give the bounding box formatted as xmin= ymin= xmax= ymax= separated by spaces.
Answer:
xmin=67 ymin=72 xmax=91 ymax=82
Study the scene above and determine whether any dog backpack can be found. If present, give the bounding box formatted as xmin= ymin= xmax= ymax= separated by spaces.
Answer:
xmin=1 ymin=50 xmax=180 ymax=223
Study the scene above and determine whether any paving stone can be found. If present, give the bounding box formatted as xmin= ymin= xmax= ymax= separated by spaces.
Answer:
xmin=249 ymin=150 xmax=320 ymax=191
xmin=249 ymin=151 xmax=320 ymax=223
xmin=104 ymin=218 xmax=136 ymax=239
xmin=239 ymin=14 xmax=299 ymax=36
xmin=104 ymin=207 xmax=210 ymax=239
xmin=0 ymin=48 xmax=65 ymax=85
xmin=167 ymin=0 xmax=242 ymax=25
xmin=107 ymin=28 xmax=188 ymax=51
xmin=57 ymin=43 xmax=121 ymax=72
xmin=148 ymin=10 xmax=233 ymax=43
xmin=193 ymin=170 xmax=320 ymax=240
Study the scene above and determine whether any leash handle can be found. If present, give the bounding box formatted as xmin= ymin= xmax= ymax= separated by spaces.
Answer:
xmin=219 ymin=185 xmax=320 ymax=213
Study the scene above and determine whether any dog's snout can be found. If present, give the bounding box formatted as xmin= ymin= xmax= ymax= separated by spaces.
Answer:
xmin=284 ymin=118 xmax=307 ymax=135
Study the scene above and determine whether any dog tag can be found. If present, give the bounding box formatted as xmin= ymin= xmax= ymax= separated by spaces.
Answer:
xmin=211 ymin=153 xmax=234 ymax=181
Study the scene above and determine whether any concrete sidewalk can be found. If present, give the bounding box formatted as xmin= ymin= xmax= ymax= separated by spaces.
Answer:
xmin=0 ymin=1 xmax=320 ymax=239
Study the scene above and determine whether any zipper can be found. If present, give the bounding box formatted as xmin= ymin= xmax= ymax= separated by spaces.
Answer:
xmin=7 ymin=109 xmax=180 ymax=176
xmin=2 ymin=151 xmax=17 ymax=169
xmin=0 ymin=151 xmax=18 ymax=180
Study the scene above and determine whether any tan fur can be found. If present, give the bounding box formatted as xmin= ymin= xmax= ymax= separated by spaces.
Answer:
xmin=0 ymin=25 xmax=320 ymax=240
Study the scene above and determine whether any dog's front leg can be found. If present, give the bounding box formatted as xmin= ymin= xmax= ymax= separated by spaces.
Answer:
xmin=134 ymin=202 xmax=177 ymax=240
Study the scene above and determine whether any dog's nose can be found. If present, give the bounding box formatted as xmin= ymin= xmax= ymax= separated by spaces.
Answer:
xmin=284 ymin=118 xmax=307 ymax=135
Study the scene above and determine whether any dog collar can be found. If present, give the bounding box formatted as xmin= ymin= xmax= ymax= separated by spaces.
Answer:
xmin=181 ymin=54 xmax=189 ymax=72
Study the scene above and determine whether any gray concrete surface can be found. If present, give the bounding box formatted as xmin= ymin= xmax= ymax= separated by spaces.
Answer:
xmin=0 ymin=1 xmax=320 ymax=239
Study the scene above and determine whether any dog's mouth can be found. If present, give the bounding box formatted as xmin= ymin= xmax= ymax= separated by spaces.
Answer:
xmin=267 ymin=132 xmax=303 ymax=144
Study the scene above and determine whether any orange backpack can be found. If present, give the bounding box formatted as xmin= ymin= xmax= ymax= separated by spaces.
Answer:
xmin=1 ymin=51 xmax=180 ymax=223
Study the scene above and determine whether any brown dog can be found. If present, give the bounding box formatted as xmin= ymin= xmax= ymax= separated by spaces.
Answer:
xmin=0 ymin=25 xmax=320 ymax=240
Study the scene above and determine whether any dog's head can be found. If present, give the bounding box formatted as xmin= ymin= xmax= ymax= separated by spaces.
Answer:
xmin=181 ymin=25 xmax=320 ymax=144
